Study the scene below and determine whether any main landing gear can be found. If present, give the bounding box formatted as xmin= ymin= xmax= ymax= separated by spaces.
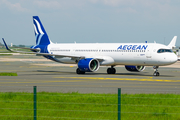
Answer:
xmin=153 ymin=66 xmax=160 ymax=76
xmin=76 ymin=68 xmax=85 ymax=74
xmin=107 ymin=66 xmax=116 ymax=74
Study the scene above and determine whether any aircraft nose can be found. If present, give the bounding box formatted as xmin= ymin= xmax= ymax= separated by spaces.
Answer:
xmin=170 ymin=54 xmax=178 ymax=63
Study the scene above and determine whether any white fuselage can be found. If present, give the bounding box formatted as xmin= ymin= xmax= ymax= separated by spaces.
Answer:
xmin=47 ymin=42 xmax=177 ymax=66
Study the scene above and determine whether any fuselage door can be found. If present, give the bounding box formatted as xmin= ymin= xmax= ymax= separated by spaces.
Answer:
xmin=146 ymin=45 xmax=153 ymax=60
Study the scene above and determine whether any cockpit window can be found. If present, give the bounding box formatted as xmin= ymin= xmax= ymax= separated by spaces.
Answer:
xmin=157 ymin=49 xmax=173 ymax=53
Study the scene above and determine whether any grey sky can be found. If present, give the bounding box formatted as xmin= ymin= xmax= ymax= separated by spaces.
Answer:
xmin=0 ymin=0 xmax=180 ymax=46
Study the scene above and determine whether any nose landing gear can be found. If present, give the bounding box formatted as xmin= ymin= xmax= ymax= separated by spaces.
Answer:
xmin=153 ymin=66 xmax=160 ymax=76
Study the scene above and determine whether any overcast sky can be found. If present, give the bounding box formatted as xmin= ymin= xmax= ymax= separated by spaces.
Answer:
xmin=0 ymin=0 xmax=180 ymax=46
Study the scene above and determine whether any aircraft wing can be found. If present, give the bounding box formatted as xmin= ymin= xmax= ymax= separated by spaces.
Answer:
xmin=12 ymin=46 xmax=40 ymax=52
xmin=2 ymin=38 xmax=83 ymax=58
xmin=2 ymin=38 xmax=40 ymax=52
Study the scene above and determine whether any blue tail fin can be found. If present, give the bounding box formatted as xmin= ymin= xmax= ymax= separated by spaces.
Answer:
xmin=33 ymin=16 xmax=51 ymax=45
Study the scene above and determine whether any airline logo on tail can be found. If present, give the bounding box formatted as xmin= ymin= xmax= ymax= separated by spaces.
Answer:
xmin=33 ymin=18 xmax=44 ymax=45
xmin=33 ymin=16 xmax=50 ymax=45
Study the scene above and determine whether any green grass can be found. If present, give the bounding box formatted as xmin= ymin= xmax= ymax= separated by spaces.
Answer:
xmin=0 ymin=47 xmax=12 ymax=53
xmin=0 ymin=92 xmax=180 ymax=120
xmin=0 ymin=72 xmax=17 ymax=76
xmin=0 ymin=54 xmax=12 ymax=56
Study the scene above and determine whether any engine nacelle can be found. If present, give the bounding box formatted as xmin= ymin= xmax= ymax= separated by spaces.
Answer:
xmin=125 ymin=65 xmax=145 ymax=72
xmin=78 ymin=58 xmax=99 ymax=72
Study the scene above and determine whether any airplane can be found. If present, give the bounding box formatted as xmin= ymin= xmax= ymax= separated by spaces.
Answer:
xmin=2 ymin=16 xmax=178 ymax=76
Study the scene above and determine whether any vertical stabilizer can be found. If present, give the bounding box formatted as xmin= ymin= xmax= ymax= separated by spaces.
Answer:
xmin=33 ymin=16 xmax=51 ymax=45
xmin=168 ymin=36 xmax=177 ymax=49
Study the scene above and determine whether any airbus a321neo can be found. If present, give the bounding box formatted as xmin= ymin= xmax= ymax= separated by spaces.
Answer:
xmin=2 ymin=16 xmax=178 ymax=76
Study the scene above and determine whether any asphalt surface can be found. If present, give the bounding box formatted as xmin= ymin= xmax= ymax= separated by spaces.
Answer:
xmin=0 ymin=54 xmax=180 ymax=94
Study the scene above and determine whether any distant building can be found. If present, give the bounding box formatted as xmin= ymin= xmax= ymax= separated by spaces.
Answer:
xmin=0 ymin=42 xmax=4 ymax=48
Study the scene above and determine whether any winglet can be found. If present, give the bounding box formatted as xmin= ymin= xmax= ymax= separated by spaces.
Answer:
xmin=2 ymin=38 xmax=12 ymax=52
xmin=168 ymin=36 xmax=177 ymax=49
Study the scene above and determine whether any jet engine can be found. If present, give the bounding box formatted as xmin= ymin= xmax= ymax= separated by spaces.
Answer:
xmin=78 ymin=58 xmax=99 ymax=72
xmin=125 ymin=65 xmax=145 ymax=72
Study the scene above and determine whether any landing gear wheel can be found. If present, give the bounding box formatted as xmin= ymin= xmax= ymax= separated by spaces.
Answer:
xmin=153 ymin=66 xmax=160 ymax=76
xmin=107 ymin=67 xmax=116 ymax=74
xmin=112 ymin=68 xmax=116 ymax=74
xmin=107 ymin=68 xmax=111 ymax=74
xmin=76 ymin=68 xmax=85 ymax=74
xmin=153 ymin=71 xmax=160 ymax=76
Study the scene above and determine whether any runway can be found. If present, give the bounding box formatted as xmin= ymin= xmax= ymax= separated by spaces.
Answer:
xmin=0 ymin=54 xmax=180 ymax=94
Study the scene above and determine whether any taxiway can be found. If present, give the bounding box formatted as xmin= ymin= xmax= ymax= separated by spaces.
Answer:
xmin=0 ymin=54 xmax=180 ymax=94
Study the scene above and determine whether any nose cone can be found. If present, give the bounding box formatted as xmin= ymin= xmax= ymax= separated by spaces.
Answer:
xmin=169 ymin=54 xmax=178 ymax=64
xmin=160 ymin=53 xmax=178 ymax=66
